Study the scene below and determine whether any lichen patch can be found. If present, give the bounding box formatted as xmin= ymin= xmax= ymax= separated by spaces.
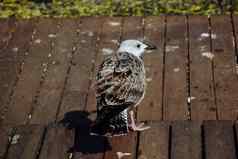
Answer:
xmin=201 ymin=52 xmax=214 ymax=60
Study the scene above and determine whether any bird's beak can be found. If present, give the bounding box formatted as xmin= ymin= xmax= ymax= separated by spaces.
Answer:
xmin=142 ymin=40 xmax=157 ymax=50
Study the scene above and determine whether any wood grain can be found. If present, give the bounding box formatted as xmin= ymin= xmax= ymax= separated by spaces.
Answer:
xmin=122 ymin=17 xmax=143 ymax=40
xmin=163 ymin=16 xmax=188 ymax=120
xmin=189 ymin=16 xmax=217 ymax=120
xmin=138 ymin=122 xmax=169 ymax=159
xmin=3 ymin=19 xmax=57 ymax=125
xmin=6 ymin=125 xmax=44 ymax=159
xmin=0 ymin=125 xmax=13 ymax=159
xmin=137 ymin=16 xmax=164 ymax=121
xmin=0 ymin=19 xmax=17 ymax=51
xmin=57 ymin=17 xmax=104 ymax=120
xmin=104 ymin=133 xmax=137 ymax=159
xmin=30 ymin=19 xmax=78 ymax=124
xmin=39 ymin=124 xmax=74 ymax=159
xmin=171 ymin=121 xmax=202 ymax=159
xmin=0 ymin=20 xmax=35 ymax=123
xmin=203 ymin=120 xmax=236 ymax=159
xmin=211 ymin=16 xmax=238 ymax=120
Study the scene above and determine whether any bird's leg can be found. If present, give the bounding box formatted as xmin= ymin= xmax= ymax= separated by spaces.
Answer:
xmin=129 ymin=110 xmax=150 ymax=131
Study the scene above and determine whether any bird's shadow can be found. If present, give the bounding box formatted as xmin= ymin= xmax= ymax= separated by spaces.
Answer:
xmin=59 ymin=111 xmax=111 ymax=154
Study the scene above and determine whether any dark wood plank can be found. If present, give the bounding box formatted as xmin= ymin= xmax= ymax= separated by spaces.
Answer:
xmin=0 ymin=19 xmax=17 ymax=51
xmin=104 ymin=17 xmax=143 ymax=159
xmin=39 ymin=124 xmax=74 ymax=159
xmin=74 ymin=17 xmax=122 ymax=159
xmin=138 ymin=122 xmax=169 ymax=159
xmin=0 ymin=125 xmax=14 ymax=159
xmin=189 ymin=16 xmax=217 ymax=120
xmin=122 ymin=16 xmax=143 ymax=40
xmin=0 ymin=19 xmax=10 ymax=48
xmin=9 ymin=20 xmax=36 ymax=69
xmin=86 ymin=17 xmax=122 ymax=113
xmin=171 ymin=121 xmax=202 ymax=159
xmin=211 ymin=16 xmax=238 ymax=120
xmin=138 ymin=16 xmax=164 ymax=121
xmin=104 ymin=133 xmax=137 ymax=159
xmin=235 ymin=124 xmax=238 ymax=153
xmin=163 ymin=16 xmax=188 ymax=120
xmin=30 ymin=19 xmax=78 ymax=125
xmin=6 ymin=125 xmax=44 ymax=159
xmin=57 ymin=17 xmax=104 ymax=121
xmin=0 ymin=20 xmax=35 ymax=122
xmin=217 ymin=108 xmax=238 ymax=120
xmin=203 ymin=121 xmax=236 ymax=159
xmin=3 ymin=19 xmax=58 ymax=125
xmin=233 ymin=15 xmax=238 ymax=75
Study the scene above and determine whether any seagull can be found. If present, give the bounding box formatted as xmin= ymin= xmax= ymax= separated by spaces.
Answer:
xmin=90 ymin=39 xmax=157 ymax=136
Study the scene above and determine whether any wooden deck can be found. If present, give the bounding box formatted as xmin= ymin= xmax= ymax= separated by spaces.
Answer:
xmin=0 ymin=16 xmax=238 ymax=158
xmin=1 ymin=121 xmax=238 ymax=159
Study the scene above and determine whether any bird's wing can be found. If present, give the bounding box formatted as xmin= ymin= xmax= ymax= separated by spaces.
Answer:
xmin=95 ymin=52 xmax=145 ymax=111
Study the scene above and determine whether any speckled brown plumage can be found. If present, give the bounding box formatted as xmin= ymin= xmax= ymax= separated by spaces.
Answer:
xmin=91 ymin=51 xmax=146 ymax=136
xmin=97 ymin=52 xmax=145 ymax=108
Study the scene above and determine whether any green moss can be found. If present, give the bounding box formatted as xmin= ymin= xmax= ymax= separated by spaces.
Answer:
xmin=0 ymin=0 xmax=236 ymax=18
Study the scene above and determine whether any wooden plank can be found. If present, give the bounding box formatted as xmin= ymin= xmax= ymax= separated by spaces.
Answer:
xmin=30 ymin=19 xmax=78 ymax=125
xmin=122 ymin=16 xmax=143 ymax=40
xmin=189 ymin=16 xmax=217 ymax=120
xmin=74 ymin=17 xmax=122 ymax=159
xmin=103 ymin=17 xmax=143 ymax=159
xmin=57 ymin=17 xmax=105 ymax=159
xmin=77 ymin=16 xmax=143 ymax=159
xmin=104 ymin=133 xmax=137 ymax=159
xmin=86 ymin=17 xmax=122 ymax=113
xmin=0 ymin=20 xmax=35 ymax=122
xmin=6 ymin=125 xmax=44 ymax=159
xmin=203 ymin=121 xmax=236 ymax=159
xmin=0 ymin=125 xmax=14 ymax=159
xmin=0 ymin=19 xmax=10 ymax=47
xmin=137 ymin=16 xmax=164 ymax=121
xmin=138 ymin=122 xmax=169 ymax=159
xmin=86 ymin=17 xmax=122 ymax=111
xmin=211 ymin=16 xmax=238 ymax=120
xmin=171 ymin=121 xmax=202 ymax=159
xmin=235 ymin=124 xmax=238 ymax=154
xmin=217 ymin=108 xmax=238 ymax=120
xmin=0 ymin=19 xmax=17 ymax=51
xmin=163 ymin=16 xmax=188 ymax=120
xmin=74 ymin=17 xmax=123 ymax=159
xmin=9 ymin=20 xmax=36 ymax=68
xmin=39 ymin=124 xmax=74 ymax=159
xmin=3 ymin=19 xmax=57 ymax=125
xmin=57 ymin=17 xmax=104 ymax=121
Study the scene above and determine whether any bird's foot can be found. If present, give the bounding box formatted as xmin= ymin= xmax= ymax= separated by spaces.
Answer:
xmin=116 ymin=152 xmax=131 ymax=159
xmin=129 ymin=122 xmax=150 ymax=131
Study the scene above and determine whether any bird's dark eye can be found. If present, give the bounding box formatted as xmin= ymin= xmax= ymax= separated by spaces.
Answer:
xmin=136 ymin=44 xmax=141 ymax=48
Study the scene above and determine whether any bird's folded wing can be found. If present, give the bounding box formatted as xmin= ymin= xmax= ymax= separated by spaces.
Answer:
xmin=96 ymin=52 xmax=145 ymax=110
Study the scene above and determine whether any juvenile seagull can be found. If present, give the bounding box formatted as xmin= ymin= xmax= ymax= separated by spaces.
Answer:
xmin=91 ymin=39 xmax=157 ymax=136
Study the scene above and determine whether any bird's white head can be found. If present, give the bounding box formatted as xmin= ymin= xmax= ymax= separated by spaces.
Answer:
xmin=118 ymin=39 xmax=157 ymax=58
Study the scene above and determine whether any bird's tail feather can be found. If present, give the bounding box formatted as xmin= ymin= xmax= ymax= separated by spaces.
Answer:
xmin=90 ymin=109 xmax=129 ymax=136
xmin=90 ymin=102 xmax=132 ymax=136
